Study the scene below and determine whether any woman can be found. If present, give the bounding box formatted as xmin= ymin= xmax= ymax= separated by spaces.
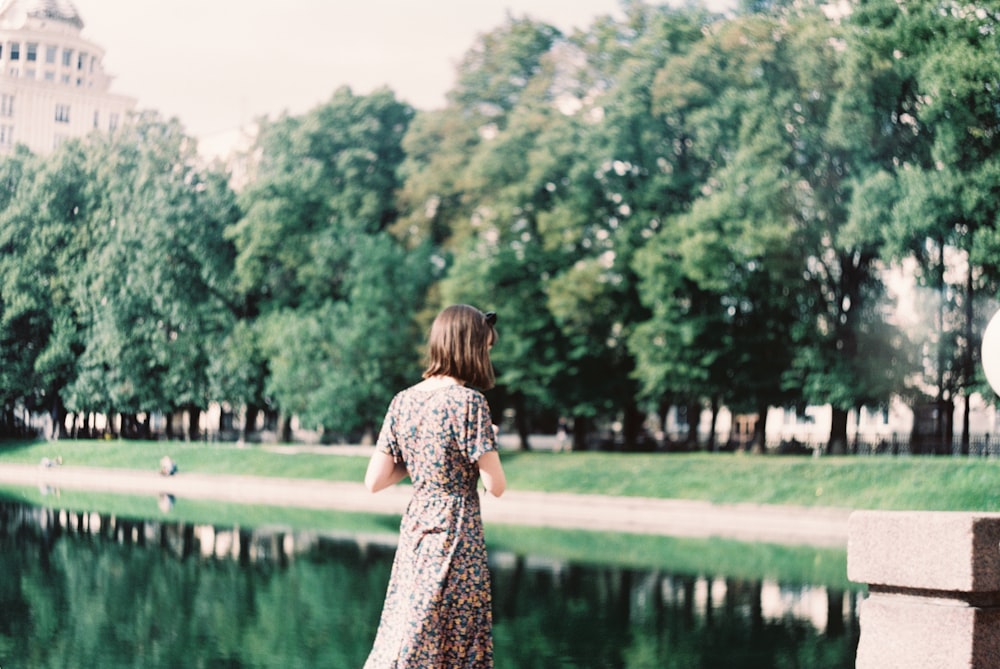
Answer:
xmin=363 ymin=304 xmax=506 ymax=669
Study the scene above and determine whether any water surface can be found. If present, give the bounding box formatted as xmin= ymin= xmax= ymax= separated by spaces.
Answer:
xmin=0 ymin=501 xmax=859 ymax=668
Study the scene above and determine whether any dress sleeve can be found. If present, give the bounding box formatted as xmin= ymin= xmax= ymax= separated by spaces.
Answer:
xmin=464 ymin=391 xmax=497 ymax=464
xmin=375 ymin=395 xmax=403 ymax=463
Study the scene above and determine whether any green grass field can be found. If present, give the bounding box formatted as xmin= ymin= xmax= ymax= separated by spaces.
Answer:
xmin=2 ymin=437 xmax=998 ymax=511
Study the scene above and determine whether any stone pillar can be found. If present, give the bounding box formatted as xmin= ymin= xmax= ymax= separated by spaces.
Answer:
xmin=848 ymin=511 xmax=1000 ymax=668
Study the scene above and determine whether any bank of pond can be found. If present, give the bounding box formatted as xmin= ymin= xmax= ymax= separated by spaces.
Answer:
xmin=0 ymin=487 xmax=860 ymax=668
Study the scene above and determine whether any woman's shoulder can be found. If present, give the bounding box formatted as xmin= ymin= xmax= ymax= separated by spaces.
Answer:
xmin=451 ymin=385 xmax=490 ymax=408
xmin=406 ymin=383 xmax=486 ymax=404
xmin=390 ymin=379 xmax=488 ymax=408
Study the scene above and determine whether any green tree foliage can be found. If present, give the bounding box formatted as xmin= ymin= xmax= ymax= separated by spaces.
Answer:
xmin=410 ymin=16 xmax=586 ymax=443
xmin=65 ymin=113 xmax=239 ymax=436
xmin=230 ymin=87 xmax=413 ymax=311
xmin=545 ymin=4 xmax=716 ymax=447
xmin=263 ymin=236 xmax=432 ymax=438
xmin=836 ymin=0 xmax=1000 ymax=452
xmin=775 ymin=8 xmax=910 ymax=453
xmin=632 ymin=11 xmax=817 ymax=448
xmin=436 ymin=7 xmax=717 ymax=448
xmin=1 ymin=0 xmax=998 ymax=452
xmin=0 ymin=143 xmax=93 ymax=435
xmin=231 ymin=88 xmax=425 ymax=436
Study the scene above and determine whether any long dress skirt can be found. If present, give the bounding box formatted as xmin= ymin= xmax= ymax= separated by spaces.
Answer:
xmin=364 ymin=385 xmax=497 ymax=669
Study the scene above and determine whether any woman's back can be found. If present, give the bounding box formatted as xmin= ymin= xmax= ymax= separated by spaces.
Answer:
xmin=385 ymin=384 xmax=493 ymax=496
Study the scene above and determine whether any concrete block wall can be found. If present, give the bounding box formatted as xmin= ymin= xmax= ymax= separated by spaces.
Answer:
xmin=848 ymin=511 xmax=1000 ymax=668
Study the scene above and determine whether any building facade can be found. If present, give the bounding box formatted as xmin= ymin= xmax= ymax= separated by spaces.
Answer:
xmin=0 ymin=0 xmax=134 ymax=156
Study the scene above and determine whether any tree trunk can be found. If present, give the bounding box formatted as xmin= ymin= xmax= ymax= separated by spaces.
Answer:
xmin=265 ymin=408 xmax=280 ymax=432
xmin=752 ymin=403 xmax=768 ymax=452
xmin=962 ymin=394 xmax=971 ymax=456
xmin=572 ymin=415 xmax=588 ymax=451
xmin=685 ymin=401 xmax=700 ymax=448
xmin=243 ymin=404 xmax=260 ymax=442
xmin=49 ymin=398 xmax=68 ymax=440
xmin=961 ymin=264 xmax=973 ymax=455
xmin=513 ymin=393 xmax=531 ymax=451
xmin=709 ymin=397 xmax=719 ymax=452
xmin=828 ymin=407 xmax=849 ymax=456
xmin=657 ymin=398 xmax=671 ymax=441
xmin=280 ymin=413 xmax=293 ymax=443
xmin=622 ymin=402 xmax=645 ymax=451
xmin=943 ymin=398 xmax=954 ymax=455
xmin=187 ymin=406 xmax=200 ymax=441
xmin=936 ymin=239 xmax=947 ymax=455
xmin=1 ymin=406 xmax=12 ymax=435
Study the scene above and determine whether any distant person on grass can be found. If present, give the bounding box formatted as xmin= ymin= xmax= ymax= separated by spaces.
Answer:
xmin=363 ymin=304 xmax=507 ymax=669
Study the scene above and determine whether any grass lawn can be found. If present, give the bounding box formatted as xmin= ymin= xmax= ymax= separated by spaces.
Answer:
xmin=2 ymin=437 xmax=998 ymax=511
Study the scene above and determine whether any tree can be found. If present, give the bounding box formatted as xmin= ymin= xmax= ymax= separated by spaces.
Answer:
xmin=403 ymin=16 xmax=588 ymax=447
xmin=67 ymin=113 xmax=240 ymax=438
xmin=773 ymin=6 xmax=912 ymax=454
xmin=263 ymin=235 xmax=433 ymax=439
xmin=631 ymin=11 xmax=815 ymax=449
xmin=433 ymin=6 xmax=719 ymax=449
xmin=230 ymin=87 xmax=414 ymax=312
xmin=835 ymin=0 xmax=1000 ymax=453
xmin=231 ymin=89 xmax=419 ymax=436
xmin=0 ymin=142 xmax=94 ymax=437
xmin=547 ymin=3 xmax=715 ymax=448
xmin=0 ymin=148 xmax=40 ymax=434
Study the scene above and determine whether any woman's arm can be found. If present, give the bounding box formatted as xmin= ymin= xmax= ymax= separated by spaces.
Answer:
xmin=478 ymin=450 xmax=506 ymax=497
xmin=364 ymin=450 xmax=409 ymax=493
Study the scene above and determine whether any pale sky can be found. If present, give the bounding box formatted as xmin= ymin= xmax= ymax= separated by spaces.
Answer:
xmin=70 ymin=0 xmax=639 ymax=142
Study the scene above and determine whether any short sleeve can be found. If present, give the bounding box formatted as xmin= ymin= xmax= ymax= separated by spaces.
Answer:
xmin=464 ymin=391 xmax=497 ymax=464
xmin=375 ymin=395 xmax=403 ymax=463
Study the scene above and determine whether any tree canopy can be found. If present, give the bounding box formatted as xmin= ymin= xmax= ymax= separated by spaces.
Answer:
xmin=1 ymin=0 xmax=999 ymax=451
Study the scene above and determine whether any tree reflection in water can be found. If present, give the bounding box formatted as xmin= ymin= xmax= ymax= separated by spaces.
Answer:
xmin=0 ymin=501 xmax=858 ymax=668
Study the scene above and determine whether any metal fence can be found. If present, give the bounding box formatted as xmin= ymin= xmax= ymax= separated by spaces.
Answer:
xmin=766 ymin=433 xmax=1000 ymax=457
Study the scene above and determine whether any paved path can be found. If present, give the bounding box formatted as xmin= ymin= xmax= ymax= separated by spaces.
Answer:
xmin=0 ymin=463 xmax=851 ymax=548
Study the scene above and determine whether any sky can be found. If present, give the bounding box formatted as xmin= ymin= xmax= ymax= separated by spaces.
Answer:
xmin=69 ymin=0 xmax=644 ymax=144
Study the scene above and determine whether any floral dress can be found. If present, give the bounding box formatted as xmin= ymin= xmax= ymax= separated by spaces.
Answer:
xmin=363 ymin=384 xmax=498 ymax=669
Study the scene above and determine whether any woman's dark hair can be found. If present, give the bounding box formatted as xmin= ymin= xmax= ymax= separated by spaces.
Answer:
xmin=422 ymin=304 xmax=497 ymax=389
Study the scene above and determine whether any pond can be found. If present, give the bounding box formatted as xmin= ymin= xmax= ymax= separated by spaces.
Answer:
xmin=0 ymin=500 xmax=860 ymax=668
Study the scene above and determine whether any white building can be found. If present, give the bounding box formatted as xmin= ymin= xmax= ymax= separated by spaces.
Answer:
xmin=0 ymin=0 xmax=135 ymax=156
